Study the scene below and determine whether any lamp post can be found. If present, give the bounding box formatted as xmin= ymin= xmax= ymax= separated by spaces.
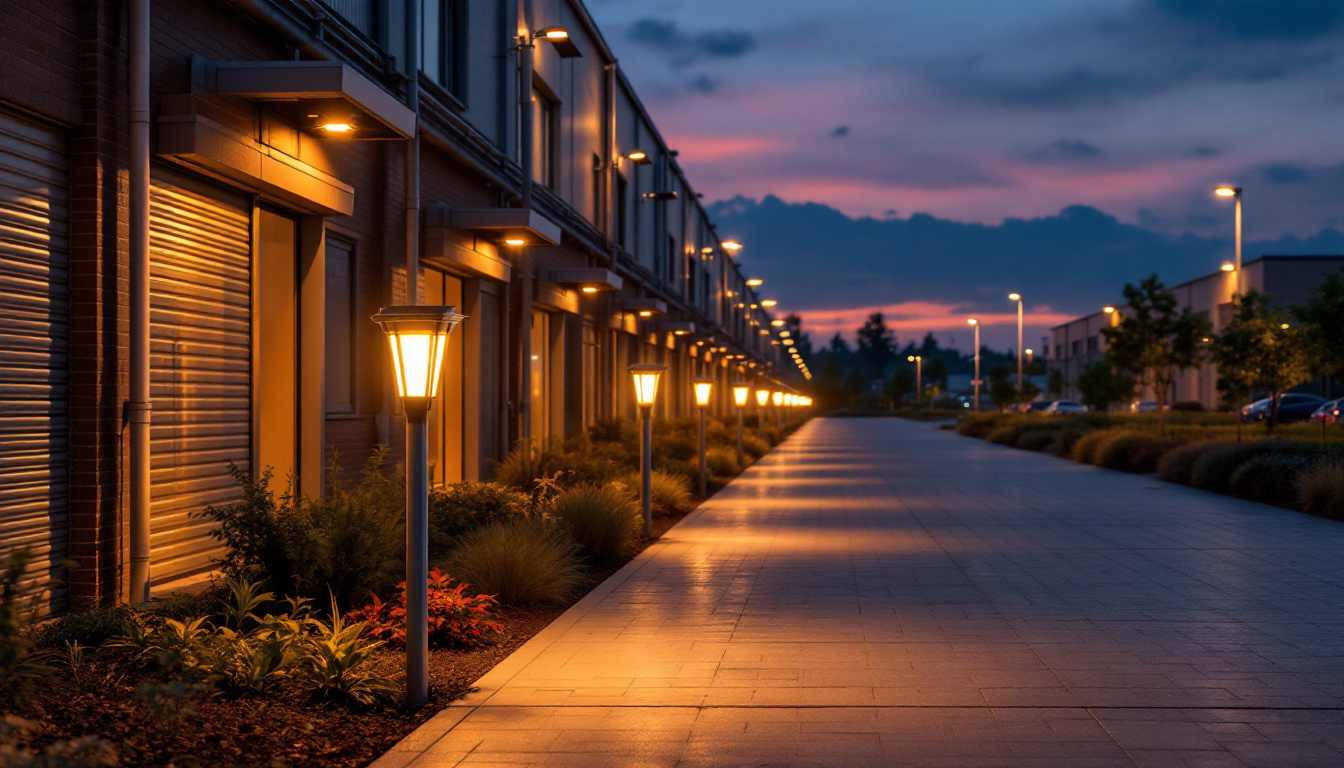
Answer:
xmin=908 ymin=355 xmax=922 ymax=404
xmin=967 ymin=319 xmax=980 ymax=414
xmin=1008 ymin=293 xmax=1024 ymax=388
xmin=372 ymin=305 xmax=466 ymax=708
xmin=732 ymin=384 xmax=750 ymax=468
xmin=755 ymin=388 xmax=770 ymax=442
xmin=693 ymin=378 xmax=714 ymax=497
xmin=1215 ymin=186 xmax=1243 ymax=298
xmin=629 ymin=363 xmax=665 ymax=537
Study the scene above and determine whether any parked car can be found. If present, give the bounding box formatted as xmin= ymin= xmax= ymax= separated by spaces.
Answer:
xmin=1309 ymin=398 xmax=1344 ymax=423
xmin=1241 ymin=393 xmax=1327 ymax=423
xmin=1129 ymin=400 xmax=1160 ymax=412
xmin=1043 ymin=400 xmax=1088 ymax=415
xmin=1017 ymin=401 xmax=1051 ymax=413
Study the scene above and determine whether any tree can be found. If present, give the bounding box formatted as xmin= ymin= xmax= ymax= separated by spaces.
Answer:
xmin=1047 ymin=369 xmax=1065 ymax=399
xmin=988 ymin=366 xmax=1018 ymax=412
xmin=1101 ymin=274 xmax=1211 ymax=434
xmin=855 ymin=313 xmax=897 ymax=379
xmin=1296 ymin=267 xmax=1344 ymax=391
xmin=924 ymin=356 xmax=949 ymax=392
xmin=1076 ymin=360 xmax=1135 ymax=416
xmin=827 ymin=333 xmax=850 ymax=354
xmin=1212 ymin=290 xmax=1314 ymax=433
xmin=884 ymin=367 xmax=914 ymax=409
xmin=1018 ymin=379 xmax=1042 ymax=404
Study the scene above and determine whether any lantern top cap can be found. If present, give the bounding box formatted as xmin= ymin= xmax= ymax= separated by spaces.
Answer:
xmin=694 ymin=376 xmax=717 ymax=383
xmin=371 ymin=305 xmax=466 ymax=326
xmin=627 ymin=363 xmax=667 ymax=373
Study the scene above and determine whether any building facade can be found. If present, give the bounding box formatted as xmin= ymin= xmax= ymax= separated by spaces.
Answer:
xmin=0 ymin=0 xmax=797 ymax=613
xmin=1049 ymin=256 xmax=1344 ymax=407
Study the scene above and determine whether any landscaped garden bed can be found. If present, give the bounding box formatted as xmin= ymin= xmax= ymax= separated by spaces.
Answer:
xmin=4 ymin=416 xmax=802 ymax=768
xmin=952 ymin=411 xmax=1344 ymax=519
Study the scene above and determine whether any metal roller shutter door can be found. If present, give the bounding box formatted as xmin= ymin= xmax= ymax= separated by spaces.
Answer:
xmin=149 ymin=173 xmax=251 ymax=586
xmin=0 ymin=112 xmax=69 ymax=615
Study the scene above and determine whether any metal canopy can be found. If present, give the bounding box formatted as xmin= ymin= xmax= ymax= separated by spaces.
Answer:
xmin=448 ymin=208 xmax=563 ymax=247
xmin=212 ymin=61 xmax=417 ymax=140
xmin=539 ymin=268 xmax=623 ymax=292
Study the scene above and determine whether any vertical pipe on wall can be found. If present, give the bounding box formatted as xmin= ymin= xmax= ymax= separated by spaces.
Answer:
xmin=405 ymin=0 xmax=420 ymax=304
xmin=128 ymin=0 xmax=152 ymax=605
xmin=515 ymin=25 xmax=534 ymax=444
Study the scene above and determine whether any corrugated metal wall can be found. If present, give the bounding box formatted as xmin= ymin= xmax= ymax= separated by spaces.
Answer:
xmin=149 ymin=173 xmax=251 ymax=587
xmin=0 ymin=111 xmax=70 ymax=615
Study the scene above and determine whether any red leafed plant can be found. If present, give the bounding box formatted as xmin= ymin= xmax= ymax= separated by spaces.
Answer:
xmin=346 ymin=568 xmax=503 ymax=649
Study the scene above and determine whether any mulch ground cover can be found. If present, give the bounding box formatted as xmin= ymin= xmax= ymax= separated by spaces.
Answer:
xmin=14 ymin=512 xmax=691 ymax=768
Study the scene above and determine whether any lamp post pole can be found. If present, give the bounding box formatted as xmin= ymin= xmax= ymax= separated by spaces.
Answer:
xmin=1234 ymin=191 xmax=1242 ymax=296
xmin=969 ymin=320 xmax=980 ymax=414
xmin=909 ymin=356 xmax=921 ymax=405
xmin=1009 ymin=293 xmax=1024 ymax=388
xmin=693 ymin=378 xmax=713 ymax=498
xmin=629 ymin=363 xmax=665 ymax=538
xmin=372 ymin=305 xmax=465 ymax=708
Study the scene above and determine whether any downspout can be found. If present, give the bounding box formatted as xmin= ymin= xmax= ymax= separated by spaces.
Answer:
xmin=405 ymin=0 xmax=420 ymax=303
xmin=516 ymin=27 xmax=534 ymax=444
xmin=128 ymin=0 xmax=152 ymax=604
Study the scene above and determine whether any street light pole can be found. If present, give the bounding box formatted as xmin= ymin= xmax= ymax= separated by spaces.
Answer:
xmin=908 ymin=355 xmax=921 ymax=405
xmin=629 ymin=364 xmax=665 ymax=538
xmin=968 ymin=319 xmax=980 ymax=414
xmin=1009 ymin=293 xmax=1023 ymax=388
xmin=372 ymin=305 xmax=466 ymax=708
xmin=1215 ymin=186 xmax=1244 ymax=299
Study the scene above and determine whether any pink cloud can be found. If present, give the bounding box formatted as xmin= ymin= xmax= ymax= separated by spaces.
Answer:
xmin=795 ymin=301 xmax=1075 ymax=351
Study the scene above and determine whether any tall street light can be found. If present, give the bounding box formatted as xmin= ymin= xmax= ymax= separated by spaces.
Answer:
xmin=1008 ymin=293 xmax=1024 ymax=388
xmin=732 ymin=384 xmax=750 ymax=468
xmin=908 ymin=355 xmax=922 ymax=405
xmin=629 ymin=363 xmax=665 ymax=537
xmin=755 ymin=388 xmax=770 ymax=442
xmin=372 ymin=305 xmax=466 ymax=708
xmin=1215 ymin=186 xmax=1243 ymax=298
xmin=693 ymin=378 xmax=714 ymax=497
xmin=967 ymin=319 xmax=980 ymax=414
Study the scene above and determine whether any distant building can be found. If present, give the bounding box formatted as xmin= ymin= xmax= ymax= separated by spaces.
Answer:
xmin=1050 ymin=256 xmax=1344 ymax=409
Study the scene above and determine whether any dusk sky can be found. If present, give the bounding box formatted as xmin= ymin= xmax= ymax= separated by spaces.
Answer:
xmin=587 ymin=0 xmax=1344 ymax=351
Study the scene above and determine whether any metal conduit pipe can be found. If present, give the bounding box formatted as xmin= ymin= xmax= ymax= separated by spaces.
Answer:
xmin=128 ymin=0 xmax=152 ymax=605
xmin=515 ymin=32 xmax=534 ymax=443
xmin=405 ymin=0 xmax=420 ymax=305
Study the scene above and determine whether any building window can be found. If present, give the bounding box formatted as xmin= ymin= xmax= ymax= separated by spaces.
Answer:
xmin=1071 ymin=340 xmax=1080 ymax=356
xmin=1086 ymin=336 xmax=1098 ymax=352
xmin=531 ymin=87 xmax=556 ymax=188
xmin=422 ymin=0 xmax=465 ymax=96
xmin=1055 ymin=344 xmax=1063 ymax=360
xmin=324 ymin=235 xmax=357 ymax=414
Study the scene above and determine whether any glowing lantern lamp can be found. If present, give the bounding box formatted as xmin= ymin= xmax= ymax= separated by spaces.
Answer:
xmin=629 ymin=363 xmax=666 ymax=536
xmin=693 ymin=378 xmax=715 ymax=497
xmin=755 ymin=388 xmax=771 ymax=441
xmin=372 ymin=305 xmax=466 ymax=707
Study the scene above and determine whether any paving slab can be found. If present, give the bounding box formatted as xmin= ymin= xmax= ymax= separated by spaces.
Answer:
xmin=376 ymin=418 xmax=1344 ymax=767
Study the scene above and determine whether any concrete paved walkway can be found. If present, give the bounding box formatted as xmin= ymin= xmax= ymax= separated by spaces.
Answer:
xmin=377 ymin=418 xmax=1344 ymax=767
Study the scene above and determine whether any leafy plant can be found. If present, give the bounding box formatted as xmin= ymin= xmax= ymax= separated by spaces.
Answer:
xmin=1071 ymin=430 xmax=1115 ymax=465
xmin=220 ymin=579 xmax=274 ymax=629
xmin=1211 ymin=290 xmax=1315 ymax=433
xmin=704 ymin=446 xmax=739 ymax=478
xmin=428 ymin=482 xmax=531 ymax=560
xmin=1229 ymin=452 xmax=1320 ymax=506
xmin=295 ymin=593 xmax=398 ymax=707
xmin=1156 ymin=441 xmax=1231 ymax=484
xmin=1076 ymin=360 xmax=1135 ymax=415
xmin=0 ymin=548 xmax=55 ymax=708
xmin=550 ymin=484 xmax=642 ymax=564
xmin=448 ymin=520 xmax=584 ymax=606
xmin=32 ymin=604 xmax=135 ymax=650
xmin=346 ymin=569 xmax=502 ymax=649
xmin=1297 ymin=461 xmax=1344 ymax=520
xmin=1094 ymin=434 xmax=1182 ymax=473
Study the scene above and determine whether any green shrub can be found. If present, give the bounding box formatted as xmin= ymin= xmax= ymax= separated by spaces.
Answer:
xmin=447 ymin=520 xmax=584 ymax=606
xmin=200 ymin=449 xmax=404 ymax=607
xmin=742 ymin=433 xmax=770 ymax=460
xmin=1190 ymin=440 xmax=1304 ymax=493
xmin=1228 ymin=453 xmax=1320 ymax=507
xmin=1156 ymin=441 xmax=1231 ymax=484
xmin=1053 ymin=427 xmax=1091 ymax=457
xmin=297 ymin=596 xmax=399 ymax=707
xmin=1071 ymin=430 xmax=1114 ymax=465
xmin=705 ymin=446 xmax=740 ymax=478
xmin=1297 ymin=462 xmax=1344 ymax=520
xmin=428 ymin=482 xmax=530 ymax=560
xmin=1171 ymin=400 xmax=1205 ymax=412
xmin=986 ymin=424 xmax=1024 ymax=445
xmin=491 ymin=438 xmax=572 ymax=493
xmin=1016 ymin=428 xmax=1059 ymax=451
xmin=1095 ymin=434 xmax=1182 ymax=473
xmin=627 ymin=469 xmax=695 ymax=516
xmin=33 ymin=604 xmax=136 ymax=650
xmin=706 ymin=420 xmax=733 ymax=447
xmin=549 ymin=484 xmax=642 ymax=564
xmin=956 ymin=414 xmax=1005 ymax=438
